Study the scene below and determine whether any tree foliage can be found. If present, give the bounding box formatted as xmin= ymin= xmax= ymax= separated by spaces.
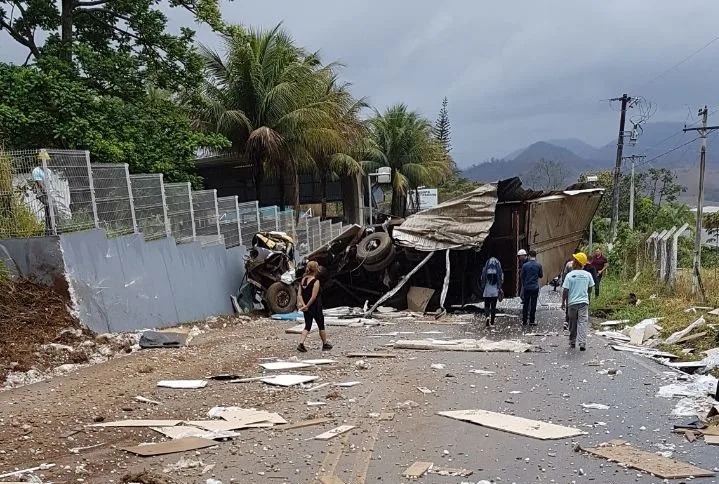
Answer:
xmin=365 ymin=104 xmax=450 ymax=216
xmin=0 ymin=63 xmax=227 ymax=185
xmin=433 ymin=97 xmax=451 ymax=156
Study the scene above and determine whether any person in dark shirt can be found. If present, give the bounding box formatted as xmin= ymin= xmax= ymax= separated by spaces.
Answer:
xmin=520 ymin=250 xmax=543 ymax=326
xmin=517 ymin=249 xmax=527 ymax=305
xmin=588 ymin=247 xmax=608 ymax=297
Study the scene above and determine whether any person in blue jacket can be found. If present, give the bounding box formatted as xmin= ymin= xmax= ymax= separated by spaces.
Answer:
xmin=480 ymin=257 xmax=503 ymax=327
xmin=520 ymin=249 xmax=543 ymax=326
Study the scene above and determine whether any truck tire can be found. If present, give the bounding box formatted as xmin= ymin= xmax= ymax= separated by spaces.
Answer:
xmin=364 ymin=245 xmax=396 ymax=272
xmin=266 ymin=282 xmax=297 ymax=314
xmin=356 ymin=232 xmax=393 ymax=265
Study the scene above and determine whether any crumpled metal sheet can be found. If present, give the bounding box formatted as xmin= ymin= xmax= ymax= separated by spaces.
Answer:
xmin=392 ymin=183 xmax=498 ymax=251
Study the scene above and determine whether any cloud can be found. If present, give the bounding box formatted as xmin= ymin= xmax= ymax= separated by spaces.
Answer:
xmin=4 ymin=0 xmax=719 ymax=166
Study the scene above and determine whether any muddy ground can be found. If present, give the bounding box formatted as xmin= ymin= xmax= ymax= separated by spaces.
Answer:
xmin=1 ymin=290 xmax=719 ymax=483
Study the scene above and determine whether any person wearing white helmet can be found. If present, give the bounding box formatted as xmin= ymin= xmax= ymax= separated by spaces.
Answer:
xmin=517 ymin=249 xmax=528 ymax=305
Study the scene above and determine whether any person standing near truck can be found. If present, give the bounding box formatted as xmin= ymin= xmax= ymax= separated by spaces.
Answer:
xmin=520 ymin=250 xmax=543 ymax=326
xmin=296 ymin=261 xmax=332 ymax=352
xmin=561 ymin=252 xmax=595 ymax=351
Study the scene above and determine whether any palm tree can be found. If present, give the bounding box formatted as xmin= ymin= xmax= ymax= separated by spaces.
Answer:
xmin=365 ymin=104 xmax=450 ymax=216
xmin=192 ymin=24 xmax=337 ymax=211
xmin=309 ymin=73 xmax=369 ymax=219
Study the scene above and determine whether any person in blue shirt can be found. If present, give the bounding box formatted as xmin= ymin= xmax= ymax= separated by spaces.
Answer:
xmin=561 ymin=252 xmax=595 ymax=351
xmin=480 ymin=257 xmax=503 ymax=327
xmin=520 ymin=249 xmax=543 ymax=326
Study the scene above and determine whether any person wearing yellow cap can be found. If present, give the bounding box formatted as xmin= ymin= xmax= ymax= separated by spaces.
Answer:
xmin=561 ymin=252 xmax=595 ymax=351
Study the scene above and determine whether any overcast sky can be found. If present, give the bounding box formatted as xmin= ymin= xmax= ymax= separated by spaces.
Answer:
xmin=4 ymin=0 xmax=719 ymax=167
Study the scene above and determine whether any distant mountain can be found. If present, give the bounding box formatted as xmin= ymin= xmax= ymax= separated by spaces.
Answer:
xmin=462 ymin=122 xmax=707 ymax=193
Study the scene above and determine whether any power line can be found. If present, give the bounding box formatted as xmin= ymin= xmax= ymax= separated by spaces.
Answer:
xmin=634 ymin=34 xmax=719 ymax=91
xmin=635 ymin=134 xmax=703 ymax=168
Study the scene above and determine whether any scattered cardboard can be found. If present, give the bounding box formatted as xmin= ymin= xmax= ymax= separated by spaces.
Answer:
xmin=705 ymin=435 xmax=719 ymax=445
xmin=346 ymin=352 xmax=397 ymax=358
xmin=402 ymin=461 xmax=433 ymax=478
xmin=314 ymin=425 xmax=355 ymax=440
xmin=121 ymin=437 xmax=216 ymax=456
xmin=610 ymin=344 xmax=678 ymax=359
xmin=186 ymin=420 xmax=249 ymax=432
xmin=277 ymin=418 xmax=333 ymax=431
xmin=151 ymin=426 xmax=239 ymax=440
xmin=673 ymin=332 xmax=708 ymax=344
xmin=219 ymin=409 xmax=287 ymax=426
xmin=260 ymin=374 xmax=319 ymax=387
xmin=407 ymin=286 xmax=435 ymax=313
xmin=437 ymin=409 xmax=585 ymax=440
xmin=428 ymin=466 xmax=473 ymax=477
xmin=685 ymin=430 xmax=697 ymax=442
xmin=91 ymin=419 xmax=182 ymax=428
xmin=701 ymin=425 xmax=719 ymax=436
xmin=581 ymin=443 xmax=714 ymax=479
xmin=157 ymin=380 xmax=208 ymax=389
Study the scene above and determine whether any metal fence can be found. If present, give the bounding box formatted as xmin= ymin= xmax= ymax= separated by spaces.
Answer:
xmin=0 ymin=148 xmax=349 ymax=256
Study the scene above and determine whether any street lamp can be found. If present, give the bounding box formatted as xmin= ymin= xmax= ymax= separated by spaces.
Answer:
xmin=367 ymin=167 xmax=391 ymax=225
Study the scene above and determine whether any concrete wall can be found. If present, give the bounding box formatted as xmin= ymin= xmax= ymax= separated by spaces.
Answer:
xmin=0 ymin=236 xmax=69 ymax=296
xmin=58 ymin=230 xmax=245 ymax=333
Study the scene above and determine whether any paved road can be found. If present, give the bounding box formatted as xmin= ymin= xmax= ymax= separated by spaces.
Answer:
xmin=2 ymin=288 xmax=718 ymax=484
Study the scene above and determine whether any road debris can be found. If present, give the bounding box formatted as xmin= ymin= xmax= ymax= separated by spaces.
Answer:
xmin=417 ymin=386 xmax=433 ymax=394
xmin=91 ymin=419 xmax=182 ymax=427
xmin=610 ymin=344 xmax=678 ymax=358
xmin=665 ymin=317 xmax=706 ymax=345
xmin=437 ymin=409 xmax=586 ymax=440
xmin=259 ymin=361 xmax=313 ymax=371
xmin=306 ymin=382 xmax=331 ymax=392
xmin=354 ymin=360 xmax=370 ymax=370
xmin=135 ymin=395 xmax=162 ymax=405
xmin=121 ymin=437 xmax=216 ymax=456
xmin=156 ymin=379 xmax=207 ymax=389
xmin=138 ymin=331 xmax=187 ymax=348
xmin=600 ymin=319 xmax=630 ymax=327
xmin=69 ymin=442 xmax=105 ymax=453
xmin=581 ymin=403 xmax=610 ymax=410
xmin=346 ymin=352 xmax=397 ymax=358
xmin=318 ymin=476 xmax=346 ymax=484
xmin=579 ymin=441 xmax=714 ymax=479
xmin=260 ymin=374 xmax=319 ymax=386
xmin=428 ymin=466 xmax=473 ymax=477
xmin=0 ymin=463 xmax=55 ymax=480
xmin=469 ymin=369 xmax=496 ymax=375
xmin=394 ymin=338 xmax=533 ymax=352
xmin=430 ymin=363 xmax=446 ymax=370
xmin=314 ymin=425 xmax=355 ymax=441
xmin=334 ymin=381 xmax=361 ymax=387
xmin=402 ymin=461 xmax=433 ymax=478
xmin=151 ymin=426 xmax=239 ymax=440
xmin=277 ymin=418 xmax=333 ymax=431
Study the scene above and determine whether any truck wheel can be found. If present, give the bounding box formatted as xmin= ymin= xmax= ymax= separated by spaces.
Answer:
xmin=356 ymin=232 xmax=392 ymax=264
xmin=364 ymin=245 xmax=396 ymax=272
xmin=266 ymin=282 xmax=297 ymax=314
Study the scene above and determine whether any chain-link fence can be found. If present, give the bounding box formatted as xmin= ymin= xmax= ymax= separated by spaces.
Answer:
xmin=130 ymin=174 xmax=169 ymax=241
xmin=259 ymin=205 xmax=279 ymax=233
xmin=1 ymin=148 xmax=98 ymax=238
xmin=164 ymin=182 xmax=195 ymax=244
xmin=192 ymin=189 xmax=221 ymax=245
xmin=1 ymin=149 xmax=353 ymax=256
xmin=239 ymin=201 xmax=260 ymax=248
xmin=89 ymin=163 xmax=137 ymax=236
xmin=217 ymin=196 xmax=242 ymax=248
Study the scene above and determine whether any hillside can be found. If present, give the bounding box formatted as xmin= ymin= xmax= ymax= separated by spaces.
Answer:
xmin=462 ymin=121 xmax=712 ymax=199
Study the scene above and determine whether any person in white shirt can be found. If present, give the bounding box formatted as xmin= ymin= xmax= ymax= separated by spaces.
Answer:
xmin=31 ymin=164 xmax=52 ymax=233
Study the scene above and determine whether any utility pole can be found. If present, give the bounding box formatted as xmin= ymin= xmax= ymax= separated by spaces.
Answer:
xmin=683 ymin=106 xmax=719 ymax=301
xmin=609 ymin=94 xmax=634 ymax=243
xmin=622 ymin=154 xmax=645 ymax=230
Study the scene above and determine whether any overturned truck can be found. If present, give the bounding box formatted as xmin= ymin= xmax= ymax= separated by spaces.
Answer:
xmin=307 ymin=177 xmax=604 ymax=312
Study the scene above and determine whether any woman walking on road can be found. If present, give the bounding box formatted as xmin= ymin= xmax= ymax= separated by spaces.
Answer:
xmin=296 ymin=261 xmax=332 ymax=352
xmin=481 ymin=257 xmax=504 ymax=327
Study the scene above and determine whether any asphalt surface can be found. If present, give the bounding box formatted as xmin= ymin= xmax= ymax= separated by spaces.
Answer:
xmin=2 ymin=287 xmax=718 ymax=484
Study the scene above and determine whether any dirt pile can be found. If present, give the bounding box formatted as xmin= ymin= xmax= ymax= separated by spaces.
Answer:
xmin=0 ymin=278 xmax=87 ymax=381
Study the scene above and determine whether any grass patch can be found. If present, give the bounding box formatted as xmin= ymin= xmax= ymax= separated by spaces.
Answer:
xmin=591 ymin=269 xmax=719 ymax=365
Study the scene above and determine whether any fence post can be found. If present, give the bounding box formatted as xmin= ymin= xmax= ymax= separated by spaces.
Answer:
xmin=124 ymin=164 xmax=138 ymax=234
xmin=670 ymin=223 xmax=690 ymax=288
xmin=274 ymin=206 xmax=279 ymax=231
xmin=318 ymin=217 xmax=322 ymax=245
xmin=660 ymin=227 xmax=676 ymax=282
xmin=85 ymin=150 xmax=100 ymax=229
xmin=212 ymin=189 xmax=221 ymax=243
xmin=159 ymin=174 xmax=171 ymax=237
xmin=255 ymin=201 xmax=261 ymax=232
xmin=234 ymin=196 xmax=242 ymax=247
xmin=187 ymin=182 xmax=197 ymax=241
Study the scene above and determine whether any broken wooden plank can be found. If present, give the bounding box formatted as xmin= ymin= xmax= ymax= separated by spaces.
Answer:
xmin=437 ymin=409 xmax=585 ymax=440
xmin=260 ymin=361 xmax=314 ymax=371
xmin=219 ymin=409 xmax=287 ymax=426
xmin=91 ymin=419 xmax=182 ymax=428
xmin=334 ymin=381 xmax=361 ymax=387
xmin=314 ymin=425 xmax=355 ymax=441
xmin=581 ymin=443 xmax=714 ymax=479
xmin=395 ymin=338 xmax=532 ymax=353
xmin=705 ymin=435 xmax=719 ymax=445
xmin=121 ymin=437 xmax=216 ymax=456
xmin=673 ymin=332 xmax=708 ymax=344
xmin=346 ymin=352 xmax=397 ymax=358
xmin=610 ymin=344 xmax=679 ymax=359
xmin=276 ymin=418 xmax=333 ymax=431
xmin=151 ymin=426 xmax=239 ymax=440
xmin=402 ymin=461 xmax=433 ymax=478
